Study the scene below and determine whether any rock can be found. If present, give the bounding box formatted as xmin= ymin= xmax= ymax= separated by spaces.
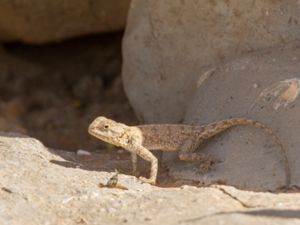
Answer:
xmin=122 ymin=0 xmax=300 ymax=191
xmin=1 ymin=133 xmax=300 ymax=224
xmin=122 ymin=0 xmax=300 ymax=123
xmin=0 ymin=0 xmax=131 ymax=43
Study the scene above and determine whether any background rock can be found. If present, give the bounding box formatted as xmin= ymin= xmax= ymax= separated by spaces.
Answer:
xmin=122 ymin=0 xmax=300 ymax=123
xmin=0 ymin=0 xmax=131 ymax=43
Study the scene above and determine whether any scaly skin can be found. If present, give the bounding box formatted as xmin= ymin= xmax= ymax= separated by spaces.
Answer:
xmin=88 ymin=116 xmax=290 ymax=187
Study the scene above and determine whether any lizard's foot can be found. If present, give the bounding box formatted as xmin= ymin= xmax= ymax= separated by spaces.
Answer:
xmin=199 ymin=159 xmax=215 ymax=173
xmin=199 ymin=157 xmax=223 ymax=174
xmin=178 ymin=152 xmax=219 ymax=173
xmin=139 ymin=176 xmax=156 ymax=185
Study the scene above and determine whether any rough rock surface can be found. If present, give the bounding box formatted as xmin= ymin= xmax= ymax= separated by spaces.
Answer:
xmin=0 ymin=0 xmax=130 ymax=43
xmin=1 ymin=134 xmax=300 ymax=225
xmin=122 ymin=0 xmax=300 ymax=123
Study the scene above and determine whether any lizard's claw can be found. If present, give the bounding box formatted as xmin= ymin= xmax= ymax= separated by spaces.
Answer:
xmin=139 ymin=176 xmax=156 ymax=185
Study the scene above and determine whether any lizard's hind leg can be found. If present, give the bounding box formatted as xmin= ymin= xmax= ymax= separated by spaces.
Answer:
xmin=178 ymin=138 xmax=216 ymax=173
xmin=178 ymin=152 xmax=216 ymax=173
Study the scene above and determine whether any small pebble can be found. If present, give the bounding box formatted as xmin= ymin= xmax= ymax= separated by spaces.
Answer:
xmin=77 ymin=149 xmax=91 ymax=156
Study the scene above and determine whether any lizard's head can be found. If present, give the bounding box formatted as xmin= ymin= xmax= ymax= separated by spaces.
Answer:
xmin=88 ymin=116 xmax=130 ymax=147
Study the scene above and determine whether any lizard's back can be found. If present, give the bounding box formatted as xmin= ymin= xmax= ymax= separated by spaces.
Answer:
xmin=137 ymin=124 xmax=203 ymax=151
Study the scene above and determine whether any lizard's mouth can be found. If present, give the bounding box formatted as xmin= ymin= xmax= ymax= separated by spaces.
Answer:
xmin=88 ymin=123 xmax=121 ymax=146
xmin=88 ymin=123 xmax=105 ymax=139
xmin=88 ymin=123 xmax=105 ymax=138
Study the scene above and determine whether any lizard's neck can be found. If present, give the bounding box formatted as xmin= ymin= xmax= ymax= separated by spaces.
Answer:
xmin=137 ymin=124 xmax=204 ymax=151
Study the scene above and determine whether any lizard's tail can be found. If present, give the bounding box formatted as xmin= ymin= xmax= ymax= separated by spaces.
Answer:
xmin=203 ymin=118 xmax=291 ymax=188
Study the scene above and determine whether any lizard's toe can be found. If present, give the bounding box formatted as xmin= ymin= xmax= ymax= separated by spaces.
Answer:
xmin=199 ymin=161 xmax=213 ymax=173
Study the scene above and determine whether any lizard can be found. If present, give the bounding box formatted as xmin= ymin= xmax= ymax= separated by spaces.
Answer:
xmin=88 ymin=116 xmax=291 ymax=187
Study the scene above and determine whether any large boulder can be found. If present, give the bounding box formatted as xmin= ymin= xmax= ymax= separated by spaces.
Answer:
xmin=122 ymin=0 xmax=300 ymax=123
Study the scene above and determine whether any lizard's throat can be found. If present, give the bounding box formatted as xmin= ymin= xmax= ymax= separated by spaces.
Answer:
xmin=88 ymin=130 xmax=121 ymax=147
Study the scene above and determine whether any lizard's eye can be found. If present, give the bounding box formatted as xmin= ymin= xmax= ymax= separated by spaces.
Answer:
xmin=104 ymin=125 xmax=109 ymax=129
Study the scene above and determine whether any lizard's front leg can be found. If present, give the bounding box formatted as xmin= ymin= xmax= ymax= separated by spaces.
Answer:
xmin=129 ymin=145 xmax=158 ymax=184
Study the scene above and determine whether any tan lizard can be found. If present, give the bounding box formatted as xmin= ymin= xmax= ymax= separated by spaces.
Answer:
xmin=88 ymin=116 xmax=290 ymax=187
